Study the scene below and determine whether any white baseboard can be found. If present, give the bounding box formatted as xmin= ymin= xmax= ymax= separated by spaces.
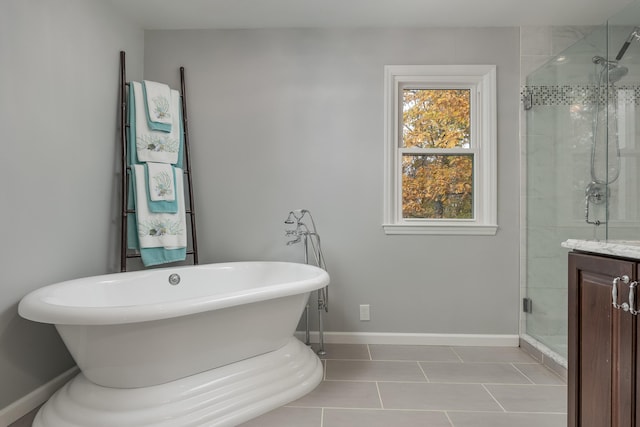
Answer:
xmin=295 ymin=331 xmax=520 ymax=347
xmin=0 ymin=366 xmax=79 ymax=426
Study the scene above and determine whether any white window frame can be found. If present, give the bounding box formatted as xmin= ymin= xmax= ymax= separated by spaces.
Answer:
xmin=383 ymin=65 xmax=498 ymax=236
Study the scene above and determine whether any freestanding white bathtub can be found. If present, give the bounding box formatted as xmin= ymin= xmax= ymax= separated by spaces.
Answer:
xmin=19 ymin=261 xmax=329 ymax=427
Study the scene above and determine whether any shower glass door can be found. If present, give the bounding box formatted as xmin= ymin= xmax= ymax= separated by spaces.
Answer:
xmin=524 ymin=0 xmax=640 ymax=365
xmin=524 ymin=26 xmax=608 ymax=359
xmin=605 ymin=2 xmax=640 ymax=242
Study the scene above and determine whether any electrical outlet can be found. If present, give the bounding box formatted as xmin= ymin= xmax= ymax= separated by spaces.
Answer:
xmin=360 ymin=304 xmax=370 ymax=321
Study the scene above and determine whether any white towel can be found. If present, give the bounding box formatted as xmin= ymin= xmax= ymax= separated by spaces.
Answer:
xmin=132 ymin=82 xmax=181 ymax=164
xmin=147 ymin=162 xmax=176 ymax=202
xmin=144 ymin=80 xmax=173 ymax=131
xmin=133 ymin=164 xmax=186 ymax=250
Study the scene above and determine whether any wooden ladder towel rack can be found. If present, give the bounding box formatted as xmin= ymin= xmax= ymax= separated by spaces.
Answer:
xmin=119 ymin=51 xmax=199 ymax=271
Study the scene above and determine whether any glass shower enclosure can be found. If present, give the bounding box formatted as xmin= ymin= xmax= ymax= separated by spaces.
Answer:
xmin=523 ymin=1 xmax=640 ymax=362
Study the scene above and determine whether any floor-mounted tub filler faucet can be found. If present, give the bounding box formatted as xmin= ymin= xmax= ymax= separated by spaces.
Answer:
xmin=284 ymin=209 xmax=329 ymax=356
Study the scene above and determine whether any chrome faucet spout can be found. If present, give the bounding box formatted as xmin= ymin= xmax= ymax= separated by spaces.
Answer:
xmin=286 ymin=237 xmax=301 ymax=245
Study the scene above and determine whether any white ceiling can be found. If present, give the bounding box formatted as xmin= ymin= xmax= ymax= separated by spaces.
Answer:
xmin=108 ymin=0 xmax=634 ymax=30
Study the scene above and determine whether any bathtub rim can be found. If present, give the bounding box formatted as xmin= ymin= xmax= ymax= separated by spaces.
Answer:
xmin=18 ymin=261 xmax=329 ymax=326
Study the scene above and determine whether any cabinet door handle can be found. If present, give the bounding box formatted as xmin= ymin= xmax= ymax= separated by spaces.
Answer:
xmin=613 ymin=276 xmax=630 ymax=310
xmin=630 ymin=282 xmax=638 ymax=315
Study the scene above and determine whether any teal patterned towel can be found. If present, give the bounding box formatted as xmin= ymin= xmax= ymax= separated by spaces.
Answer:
xmin=143 ymin=80 xmax=172 ymax=133
xmin=145 ymin=163 xmax=178 ymax=213
xmin=129 ymin=82 xmax=183 ymax=166
xmin=126 ymin=81 xmax=187 ymax=266
xmin=128 ymin=165 xmax=186 ymax=267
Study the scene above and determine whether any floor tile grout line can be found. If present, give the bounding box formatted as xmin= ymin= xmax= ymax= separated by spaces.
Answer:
xmin=329 ymin=359 xmax=444 ymax=364
xmin=477 ymin=383 xmax=568 ymax=388
xmin=510 ymin=362 xmax=536 ymax=385
xmin=321 ymin=379 xmax=428 ymax=383
xmin=450 ymin=347 xmax=465 ymax=363
xmin=444 ymin=411 xmax=456 ymax=427
xmin=285 ymin=405 xmax=567 ymax=415
xmin=481 ymin=383 xmax=508 ymax=413
xmin=375 ymin=381 xmax=385 ymax=409
xmin=322 ymin=357 xmax=544 ymax=364
xmin=461 ymin=410 xmax=568 ymax=415
xmin=321 ymin=357 xmax=376 ymax=361
xmin=378 ymin=359 xmax=464 ymax=363
xmin=417 ymin=360 xmax=431 ymax=382
xmin=366 ymin=343 xmax=372 ymax=360
xmin=419 ymin=360 xmax=531 ymax=365
xmin=319 ymin=378 xmax=562 ymax=385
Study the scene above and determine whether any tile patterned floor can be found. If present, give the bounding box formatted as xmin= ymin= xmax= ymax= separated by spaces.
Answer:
xmin=238 ymin=343 xmax=567 ymax=427
xmin=10 ymin=343 xmax=566 ymax=427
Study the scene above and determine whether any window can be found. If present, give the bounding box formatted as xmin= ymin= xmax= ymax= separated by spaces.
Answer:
xmin=383 ymin=65 xmax=498 ymax=235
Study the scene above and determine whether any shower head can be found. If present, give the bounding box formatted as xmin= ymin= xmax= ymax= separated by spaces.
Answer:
xmin=608 ymin=65 xmax=629 ymax=83
xmin=616 ymin=26 xmax=640 ymax=61
xmin=592 ymin=56 xmax=628 ymax=84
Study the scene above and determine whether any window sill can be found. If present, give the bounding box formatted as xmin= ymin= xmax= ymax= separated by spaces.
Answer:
xmin=382 ymin=223 xmax=498 ymax=236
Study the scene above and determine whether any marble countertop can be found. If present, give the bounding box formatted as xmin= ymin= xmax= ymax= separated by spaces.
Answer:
xmin=562 ymin=239 xmax=640 ymax=259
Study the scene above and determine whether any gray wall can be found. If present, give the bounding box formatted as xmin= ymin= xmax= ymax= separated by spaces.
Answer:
xmin=144 ymin=28 xmax=521 ymax=335
xmin=0 ymin=0 xmax=143 ymax=409
xmin=0 ymin=18 xmax=521 ymax=410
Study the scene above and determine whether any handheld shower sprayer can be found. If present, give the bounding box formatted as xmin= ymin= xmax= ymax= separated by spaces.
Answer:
xmin=616 ymin=26 xmax=640 ymax=61
xmin=589 ymin=55 xmax=625 ymax=189
xmin=284 ymin=209 xmax=308 ymax=225
xmin=584 ymin=30 xmax=637 ymax=228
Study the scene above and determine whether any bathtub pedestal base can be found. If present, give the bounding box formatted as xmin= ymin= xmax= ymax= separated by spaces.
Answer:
xmin=33 ymin=337 xmax=322 ymax=427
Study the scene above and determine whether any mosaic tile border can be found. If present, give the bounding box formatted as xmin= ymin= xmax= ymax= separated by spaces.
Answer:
xmin=521 ymin=84 xmax=640 ymax=107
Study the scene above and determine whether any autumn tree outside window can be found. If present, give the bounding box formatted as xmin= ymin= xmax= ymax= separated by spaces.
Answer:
xmin=383 ymin=65 xmax=498 ymax=235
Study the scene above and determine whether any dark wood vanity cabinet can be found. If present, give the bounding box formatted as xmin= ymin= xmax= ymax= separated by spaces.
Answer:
xmin=569 ymin=251 xmax=638 ymax=427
